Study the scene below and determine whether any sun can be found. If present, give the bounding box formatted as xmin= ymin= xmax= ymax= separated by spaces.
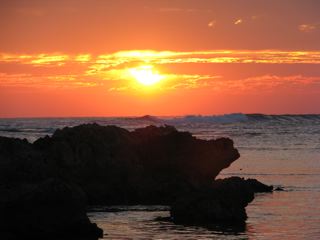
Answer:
xmin=129 ymin=65 xmax=164 ymax=86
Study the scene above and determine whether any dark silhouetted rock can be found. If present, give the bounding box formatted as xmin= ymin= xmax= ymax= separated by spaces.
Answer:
xmin=0 ymin=136 xmax=102 ymax=239
xmin=213 ymin=177 xmax=273 ymax=193
xmin=0 ymin=124 xmax=273 ymax=234
xmin=170 ymin=177 xmax=273 ymax=224
xmin=243 ymin=178 xmax=273 ymax=192
xmin=0 ymin=136 xmax=46 ymax=184
xmin=33 ymin=124 xmax=240 ymax=204
xmin=275 ymin=186 xmax=285 ymax=191
xmin=0 ymin=179 xmax=102 ymax=239
xmin=128 ymin=115 xmax=160 ymax=122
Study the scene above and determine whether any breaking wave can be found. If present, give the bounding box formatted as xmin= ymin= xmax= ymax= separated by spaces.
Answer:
xmin=163 ymin=113 xmax=248 ymax=124
xmin=157 ymin=113 xmax=320 ymax=124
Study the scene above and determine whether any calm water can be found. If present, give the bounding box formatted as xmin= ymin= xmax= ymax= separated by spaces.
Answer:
xmin=1 ymin=114 xmax=320 ymax=239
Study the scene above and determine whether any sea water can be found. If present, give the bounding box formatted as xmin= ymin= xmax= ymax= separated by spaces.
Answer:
xmin=1 ymin=114 xmax=320 ymax=239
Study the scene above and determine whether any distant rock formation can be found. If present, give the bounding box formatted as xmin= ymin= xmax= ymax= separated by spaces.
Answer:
xmin=127 ymin=114 xmax=160 ymax=122
xmin=0 ymin=124 xmax=273 ymax=236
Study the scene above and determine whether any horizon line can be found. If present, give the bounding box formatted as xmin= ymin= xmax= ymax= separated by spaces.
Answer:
xmin=1 ymin=112 xmax=320 ymax=119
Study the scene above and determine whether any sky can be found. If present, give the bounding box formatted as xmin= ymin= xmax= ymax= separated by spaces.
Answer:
xmin=1 ymin=0 xmax=320 ymax=117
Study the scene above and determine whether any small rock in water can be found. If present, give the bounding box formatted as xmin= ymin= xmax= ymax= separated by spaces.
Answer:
xmin=170 ymin=177 xmax=273 ymax=224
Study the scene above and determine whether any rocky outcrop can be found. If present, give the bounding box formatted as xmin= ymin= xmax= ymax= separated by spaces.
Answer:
xmin=0 ymin=136 xmax=45 ymax=184
xmin=0 ymin=179 xmax=102 ymax=239
xmin=0 ymin=137 xmax=102 ymax=239
xmin=170 ymin=177 xmax=273 ymax=224
xmin=33 ymin=124 xmax=240 ymax=204
xmin=0 ymin=124 xmax=272 ymax=234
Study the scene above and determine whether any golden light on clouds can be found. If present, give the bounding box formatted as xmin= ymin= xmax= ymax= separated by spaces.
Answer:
xmin=2 ymin=50 xmax=320 ymax=66
xmin=129 ymin=65 xmax=164 ymax=86
xmin=298 ymin=23 xmax=320 ymax=33
xmin=234 ymin=19 xmax=243 ymax=25
xmin=1 ymin=50 xmax=320 ymax=92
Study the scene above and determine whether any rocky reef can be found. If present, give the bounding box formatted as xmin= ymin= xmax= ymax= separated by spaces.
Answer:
xmin=0 ymin=124 xmax=273 ymax=238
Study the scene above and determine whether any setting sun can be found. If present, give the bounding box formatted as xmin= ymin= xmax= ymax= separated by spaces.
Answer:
xmin=129 ymin=65 xmax=164 ymax=86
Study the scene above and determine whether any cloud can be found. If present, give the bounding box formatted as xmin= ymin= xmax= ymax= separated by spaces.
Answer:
xmin=2 ymin=50 xmax=320 ymax=68
xmin=97 ymin=50 xmax=320 ymax=65
xmin=1 ymin=50 xmax=320 ymax=91
xmin=234 ymin=19 xmax=243 ymax=25
xmin=208 ymin=20 xmax=217 ymax=28
xmin=241 ymin=74 xmax=320 ymax=87
xmin=250 ymin=15 xmax=265 ymax=20
xmin=0 ymin=72 xmax=99 ymax=88
xmin=298 ymin=23 xmax=320 ymax=33
xmin=0 ymin=53 xmax=70 ymax=66
xmin=164 ymin=74 xmax=220 ymax=90
xmin=0 ymin=50 xmax=319 ymax=67
xmin=75 ymin=54 xmax=91 ymax=63
xmin=216 ymin=75 xmax=320 ymax=92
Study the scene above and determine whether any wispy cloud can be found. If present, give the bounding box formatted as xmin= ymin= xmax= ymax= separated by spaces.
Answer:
xmin=0 ymin=72 xmax=99 ymax=88
xmin=0 ymin=73 xmax=102 ymax=89
xmin=208 ymin=20 xmax=217 ymax=28
xmin=2 ymin=50 xmax=319 ymax=67
xmin=228 ymin=75 xmax=320 ymax=91
xmin=298 ymin=23 xmax=320 ymax=33
xmin=234 ymin=19 xmax=243 ymax=25
xmin=0 ymin=53 xmax=70 ymax=66
xmin=1 ymin=50 xmax=320 ymax=91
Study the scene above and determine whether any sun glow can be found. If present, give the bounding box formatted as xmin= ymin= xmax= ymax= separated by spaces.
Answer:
xmin=129 ymin=65 xmax=164 ymax=86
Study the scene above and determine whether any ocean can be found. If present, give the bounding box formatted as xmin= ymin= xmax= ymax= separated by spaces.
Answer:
xmin=1 ymin=114 xmax=319 ymax=239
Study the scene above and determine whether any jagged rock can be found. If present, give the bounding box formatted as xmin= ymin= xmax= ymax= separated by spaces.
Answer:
xmin=0 ymin=124 xmax=272 ymax=233
xmin=33 ymin=124 xmax=240 ymax=204
xmin=170 ymin=177 xmax=273 ymax=224
xmin=242 ymin=178 xmax=273 ymax=192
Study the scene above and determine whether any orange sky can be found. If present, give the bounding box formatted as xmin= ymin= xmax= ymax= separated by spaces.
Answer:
xmin=1 ymin=0 xmax=320 ymax=117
